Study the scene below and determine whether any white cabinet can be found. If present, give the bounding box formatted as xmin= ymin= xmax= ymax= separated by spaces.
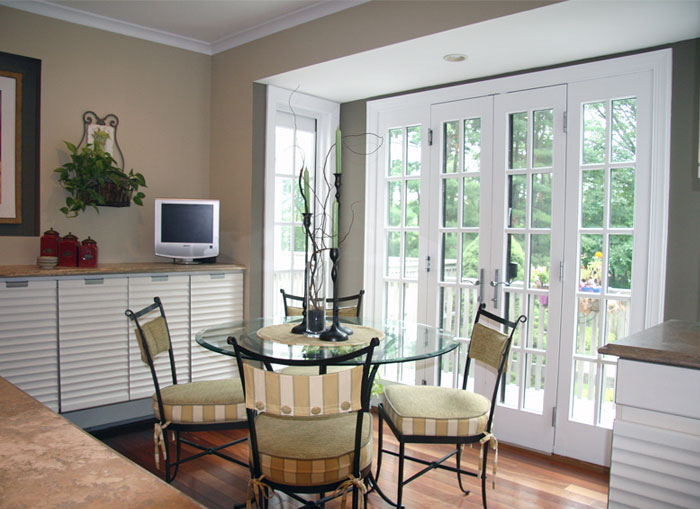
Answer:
xmin=128 ymin=274 xmax=190 ymax=399
xmin=58 ymin=277 xmax=130 ymax=412
xmin=190 ymin=271 xmax=244 ymax=381
xmin=0 ymin=280 xmax=59 ymax=411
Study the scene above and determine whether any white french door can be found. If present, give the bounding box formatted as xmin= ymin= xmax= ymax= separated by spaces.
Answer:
xmin=365 ymin=52 xmax=669 ymax=464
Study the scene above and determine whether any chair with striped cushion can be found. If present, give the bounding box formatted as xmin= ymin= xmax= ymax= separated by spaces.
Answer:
xmin=229 ymin=335 xmax=379 ymax=508
xmin=125 ymin=297 xmax=248 ymax=483
xmin=377 ymin=304 xmax=526 ymax=508
xmin=280 ymin=288 xmax=365 ymax=318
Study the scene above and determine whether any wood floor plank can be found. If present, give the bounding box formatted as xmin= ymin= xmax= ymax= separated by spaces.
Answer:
xmin=100 ymin=420 xmax=608 ymax=508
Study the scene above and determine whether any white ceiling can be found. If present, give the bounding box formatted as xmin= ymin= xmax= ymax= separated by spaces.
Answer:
xmin=3 ymin=0 xmax=700 ymax=103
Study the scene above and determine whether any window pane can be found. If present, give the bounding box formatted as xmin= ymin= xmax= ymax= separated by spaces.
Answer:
xmin=406 ymin=126 xmax=421 ymax=176
xmin=532 ymin=109 xmax=553 ymax=168
xmin=461 ymin=233 xmax=479 ymax=281
xmin=462 ymin=176 xmax=480 ymax=228
xmin=529 ymin=234 xmax=550 ymax=289
xmin=505 ymin=291 xmax=526 ymax=347
xmin=404 ymin=232 xmax=419 ymax=280
xmin=388 ymin=128 xmax=403 ymax=177
xmin=441 ymin=232 xmax=458 ymax=282
xmin=275 ymin=125 xmax=295 ymax=175
xmin=404 ymin=282 xmax=418 ymax=323
xmin=439 ymin=286 xmax=458 ymax=335
xmin=463 ymin=117 xmax=481 ymax=173
xmin=509 ymin=112 xmax=528 ymax=169
xmin=610 ymin=168 xmax=635 ymax=228
xmin=293 ymin=226 xmax=306 ymax=270
xmin=386 ymin=232 xmax=401 ymax=278
xmin=528 ymin=295 xmax=548 ymax=350
xmin=524 ymin=353 xmax=546 ymax=413
xmin=274 ymin=225 xmax=292 ymax=270
xmin=296 ymin=130 xmax=315 ymax=174
xmin=571 ymin=360 xmax=597 ymax=424
xmin=443 ymin=120 xmax=459 ymax=174
xmin=275 ymin=177 xmax=294 ymax=223
xmin=459 ymin=286 xmax=480 ymax=338
xmin=507 ymin=234 xmax=526 ymax=288
xmin=581 ymin=170 xmax=604 ymax=228
xmin=599 ymin=363 xmax=616 ymax=429
xmin=531 ymin=173 xmax=552 ymax=228
xmin=508 ymin=174 xmax=527 ymax=228
xmin=580 ymin=234 xmax=603 ymax=292
xmin=405 ymin=180 xmax=420 ymax=227
xmin=442 ymin=178 xmax=459 ymax=227
xmin=611 ymin=98 xmax=637 ymax=163
xmin=385 ymin=281 xmax=401 ymax=321
xmin=293 ymin=179 xmax=304 ymax=222
xmin=582 ymin=102 xmax=606 ymax=164
xmin=576 ymin=297 xmax=602 ymax=356
xmin=503 ymin=349 xmax=520 ymax=407
xmin=606 ymin=299 xmax=630 ymax=344
xmin=387 ymin=181 xmax=402 ymax=227
xmin=609 ymin=235 xmax=633 ymax=293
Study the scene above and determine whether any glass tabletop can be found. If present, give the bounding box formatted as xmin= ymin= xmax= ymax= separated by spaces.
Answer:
xmin=195 ymin=317 xmax=459 ymax=365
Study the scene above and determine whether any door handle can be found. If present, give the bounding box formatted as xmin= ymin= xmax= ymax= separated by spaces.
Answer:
xmin=490 ymin=268 xmax=510 ymax=308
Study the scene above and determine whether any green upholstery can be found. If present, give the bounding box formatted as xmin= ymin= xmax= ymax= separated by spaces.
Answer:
xmin=253 ymin=412 xmax=373 ymax=486
xmin=383 ymin=384 xmax=490 ymax=437
xmin=134 ymin=316 xmax=170 ymax=364
xmin=155 ymin=379 xmax=246 ymax=424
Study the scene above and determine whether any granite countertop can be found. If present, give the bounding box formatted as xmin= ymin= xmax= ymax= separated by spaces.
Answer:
xmin=598 ymin=320 xmax=700 ymax=370
xmin=0 ymin=262 xmax=245 ymax=278
xmin=0 ymin=377 xmax=203 ymax=508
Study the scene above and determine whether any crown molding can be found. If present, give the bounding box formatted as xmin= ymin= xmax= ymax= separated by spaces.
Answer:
xmin=1 ymin=0 xmax=369 ymax=56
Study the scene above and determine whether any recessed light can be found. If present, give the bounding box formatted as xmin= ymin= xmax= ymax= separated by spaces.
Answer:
xmin=443 ymin=53 xmax=467 ymax=63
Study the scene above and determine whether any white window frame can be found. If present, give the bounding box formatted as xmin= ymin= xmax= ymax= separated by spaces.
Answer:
xmin=263 ymin=86 xmax=339 ymax=317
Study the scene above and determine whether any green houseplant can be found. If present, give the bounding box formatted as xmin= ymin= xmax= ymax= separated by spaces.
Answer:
xmin=55 ymin=130 xmax=146 ymax=217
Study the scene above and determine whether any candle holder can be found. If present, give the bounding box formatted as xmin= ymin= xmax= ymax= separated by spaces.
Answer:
xmin=291 ymin=212 xmax=312 ymax=334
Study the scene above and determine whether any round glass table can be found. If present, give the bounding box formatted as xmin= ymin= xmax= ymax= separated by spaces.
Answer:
xmin=195 ymin=317 xmax=459 ymax=368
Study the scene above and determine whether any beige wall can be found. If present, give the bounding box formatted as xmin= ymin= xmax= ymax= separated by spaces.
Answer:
xmin=211 ymin=0 xmax=555 ymax=316
xmin=0 ymin=6 xmax=211 ymax=264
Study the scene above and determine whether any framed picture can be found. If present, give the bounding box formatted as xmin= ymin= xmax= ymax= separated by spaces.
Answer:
xmin=0 ymin=51 xmax=40 ymax=236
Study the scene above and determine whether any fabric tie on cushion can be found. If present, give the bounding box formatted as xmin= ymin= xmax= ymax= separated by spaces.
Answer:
xmin=153 ymin=421 xmax=170 ymax=469
xmin=478 ymin=432 xmax=499 ymax=489
xmin=333 ymin=475 xmax=367 ymax=509
xmin=246 ymin=475 xmax=275 ymax=509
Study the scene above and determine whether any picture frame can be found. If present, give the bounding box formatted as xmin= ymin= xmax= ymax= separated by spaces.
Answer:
xmin=0 ymin=51 xmax=40 ymax=237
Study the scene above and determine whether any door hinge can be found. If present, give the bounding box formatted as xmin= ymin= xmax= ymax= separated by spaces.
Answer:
xmin=428 ymin=128 xmax=433 ymax=146
xmin=559 ymin=261 xmax=564 ymax=282
xmin=552 ymin=406 xmax=557 ymax=427
xmin=425 ymin=255 xmax=431 ymax=273
xmin=563 ymin=111 xmax=568 ymax=133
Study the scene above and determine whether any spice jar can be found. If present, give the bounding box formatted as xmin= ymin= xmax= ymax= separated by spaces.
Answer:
xmin=58 ymin=232 xmax=79 ymax=267
xmin=40 ymin=228 xmax=61 ymax=257
xmin=78 ymin=236 xmax=98 ymax=268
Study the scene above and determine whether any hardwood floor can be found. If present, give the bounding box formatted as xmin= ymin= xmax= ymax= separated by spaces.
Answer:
xmin=100 ymin=418 xmax=609 ymax=508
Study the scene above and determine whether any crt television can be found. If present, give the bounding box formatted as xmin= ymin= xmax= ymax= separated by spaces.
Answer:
xmin=154 ymin=198 xmax=219 ymax=264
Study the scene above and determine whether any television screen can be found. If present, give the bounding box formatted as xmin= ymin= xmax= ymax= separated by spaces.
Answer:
xmin=155 ymin=198 xmax=219 ymax=263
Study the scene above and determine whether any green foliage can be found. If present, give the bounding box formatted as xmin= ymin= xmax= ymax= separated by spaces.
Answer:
xmin=54 ymin=138 xmax=147 ymax=217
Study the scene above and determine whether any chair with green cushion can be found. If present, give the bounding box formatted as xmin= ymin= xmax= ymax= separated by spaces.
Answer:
xmin=377 ymin=304 xmax=526 ymax=508
xmin=229 ymin=334 xmax=379 ymax=508
xmin=280 ymin=288 xmax=365 ymax=318
xmin=125 ymin=297 xmax=248 ymax=483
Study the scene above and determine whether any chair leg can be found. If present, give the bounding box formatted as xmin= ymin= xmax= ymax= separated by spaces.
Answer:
xmin=397 ymin=441 xmax=405 ymax=509
xmin=456 ymin=444 xmax=470 ymax=495
xmin=481 ymin=442 xmax=489 ymax=509
xmin=376 ymin=407 xmax=385 ymax=480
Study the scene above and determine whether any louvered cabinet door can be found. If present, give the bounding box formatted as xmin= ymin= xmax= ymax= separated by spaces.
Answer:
xmin=190 ymin=271 xmax=244 ymax=382
xmin=58 ymin=278 xmax=129 ymax=412
xmin=0 ymin=280 xmax=59 ymax=411
xmin=128 ymin=275 xmax=190 ymax=399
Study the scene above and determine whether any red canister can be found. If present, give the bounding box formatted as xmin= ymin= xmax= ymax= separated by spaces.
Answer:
xmin=40 ymin=228 xmax=61 ymax=257
xmin=78 ymin=236 xmax=98 ymax=268
xmin=58 ymin=232 xmax=79 ymax=267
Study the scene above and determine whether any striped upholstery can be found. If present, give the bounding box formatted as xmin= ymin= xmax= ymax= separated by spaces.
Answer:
xmin=286 ymin=305 xmax=358 ymax=317
xmin=243 ymin=363 xmax=363 ymax=416
xmin=253 ymin=413 xmax=373 ymax=486
xmin=134 ymin=316 xmax=170 ymax=364
xmin=154 ymin=379 xmax=246 ymax=424
xmin=382 ymin=384 xmax=490 ymax=437
xmin=469 ymin=322 xmax=509 ymax=370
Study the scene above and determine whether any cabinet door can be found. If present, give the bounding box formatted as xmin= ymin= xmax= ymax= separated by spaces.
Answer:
xmin=58 ymin=277 xmax=129 ymax=412
xmin=0 ymin=280 xmax=59 ymax=411
xmin=190 ymin=271 xmax=244 ymax=381
xmin=128 ymin=275 xmax=190 ymax=398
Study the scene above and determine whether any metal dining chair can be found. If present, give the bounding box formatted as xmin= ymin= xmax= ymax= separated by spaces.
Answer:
xmin=280 ymin=288 xmax=365 ymax=318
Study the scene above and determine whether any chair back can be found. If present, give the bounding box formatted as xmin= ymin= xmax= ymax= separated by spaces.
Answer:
xmin=230 ymin=335 xmax=379 ymax=480
xmin=125 ymin=297 xmax=178 ymax=420
xmin=464 ymin=304 xmax=526 ymax=429
xmin=280 ymin=288 xmax=365 ymax=318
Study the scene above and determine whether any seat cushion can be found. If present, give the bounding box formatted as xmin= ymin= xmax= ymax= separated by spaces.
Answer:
xmin=253 ymin=412 xmax=373 ymax=486
xmin=278 ymin=365 xmax=353 ymax=376
xmin=154 ymin=379 xmax=246 ymax=424
xmin=383 ymin=384 xmax=490 ymax=437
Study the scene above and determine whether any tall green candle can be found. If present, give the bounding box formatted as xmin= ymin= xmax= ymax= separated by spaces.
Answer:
xmin=332 ymin=200 xmax=339 ymax=248
xmin=336 ymin=127 xmax=342 ymax=174
xmin=303 ymin=167 xmax=310 ymax=213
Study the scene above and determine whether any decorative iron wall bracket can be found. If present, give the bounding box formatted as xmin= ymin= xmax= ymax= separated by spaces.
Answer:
xmin=77 ymin=111 xmax=125 ymax=169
